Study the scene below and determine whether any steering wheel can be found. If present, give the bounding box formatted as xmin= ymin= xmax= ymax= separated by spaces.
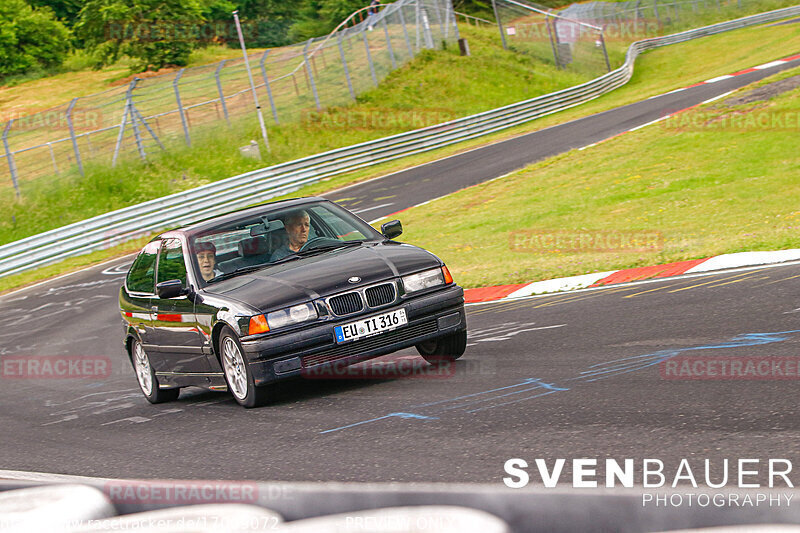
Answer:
xmin=299 ymin=236 xmax=339 ymax=252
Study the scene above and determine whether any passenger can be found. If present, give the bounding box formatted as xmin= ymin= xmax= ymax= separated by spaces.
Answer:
xmin=196 ymin=241 xmax=221 ymax=281
xmin=270 ymin=210 xmax=310 ymax=262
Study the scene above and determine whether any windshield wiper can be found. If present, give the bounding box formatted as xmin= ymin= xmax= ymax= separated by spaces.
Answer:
xmin=206 ymin=264 xmax=268 ymax=283
xmin=296 ymin=240 xmax=365 ymax=256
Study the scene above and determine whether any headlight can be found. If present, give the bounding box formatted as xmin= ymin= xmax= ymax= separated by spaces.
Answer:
xmin=267 ymin=302 xmax=318 ymax=330
xmin=402 ymin=268 xmax=445 ymax=293
xmin=248 ymin=302 xmax=318 ymax=334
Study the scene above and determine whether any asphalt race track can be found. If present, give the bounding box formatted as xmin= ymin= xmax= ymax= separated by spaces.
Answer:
xmin=1 ymin=56 xmax=799 ymax=484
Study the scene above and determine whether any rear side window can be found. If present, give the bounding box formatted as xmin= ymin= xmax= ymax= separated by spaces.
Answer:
xmin=126 ymin=242 xmax=159 ymax=294
xmin=157 ymin=238 xmax=187 ymax=287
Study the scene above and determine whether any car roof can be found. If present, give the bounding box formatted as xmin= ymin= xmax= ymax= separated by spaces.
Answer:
xmin=154 ymin=196 xmax=328 ymax=240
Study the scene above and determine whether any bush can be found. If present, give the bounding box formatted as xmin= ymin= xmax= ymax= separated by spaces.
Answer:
xmin=0 ymin=0 xmax=71 ymax=78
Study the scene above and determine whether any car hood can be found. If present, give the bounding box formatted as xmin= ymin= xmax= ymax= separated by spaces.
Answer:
xmin=201 ymin=242 xmax=441 ymax=312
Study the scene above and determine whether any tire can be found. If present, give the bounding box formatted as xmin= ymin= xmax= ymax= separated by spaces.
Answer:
xmin=219 ymin=327 xmax=274 ymax=408
xmin=131 ymin=338 xmax=180 ymax=404
xmin=416 ymin=330 xmax=467 ymax=364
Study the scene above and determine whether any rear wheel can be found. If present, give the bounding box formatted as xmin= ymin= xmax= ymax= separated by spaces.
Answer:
xmin=131 ymin=338 xmax=179 ymax=404
xmin=219 ymin=328 xmax=274 ymax=408
xmin=416 ymin=330 xmax=467 ymax=364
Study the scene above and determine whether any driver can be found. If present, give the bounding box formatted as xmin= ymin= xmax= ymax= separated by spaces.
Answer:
xmin=196 ymin=241 xmax=221 ymax=281
xmin=270 ymin=210 xmax=310 ymax=262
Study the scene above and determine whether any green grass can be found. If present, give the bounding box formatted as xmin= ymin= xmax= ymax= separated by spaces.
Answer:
xmin=1 ymin=16 xmax=799 ymax=294
xmin=0 ymin=25 xmax=589 ymax=244
xmin=393 ymin=65 xmax=800 ymax=288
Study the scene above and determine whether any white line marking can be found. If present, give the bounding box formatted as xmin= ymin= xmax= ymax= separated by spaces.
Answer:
xmin=704 ymin=74 xmax=734 ymax=83
xmin=351 ymin=202 xmax=394 ymax=214
xmin=700 ymin=90 xmax=735 ymax=105
xmin=628 ymin=115 xmax=669 ymax=132
xmin=754 ymin=60 xmax=786 ymax=70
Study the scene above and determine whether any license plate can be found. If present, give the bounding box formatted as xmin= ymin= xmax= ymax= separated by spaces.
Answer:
xmin=334 ymin=309 xmax=407 ymax=344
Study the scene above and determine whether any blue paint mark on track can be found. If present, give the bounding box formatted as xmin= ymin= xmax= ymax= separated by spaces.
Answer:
xmin=321 ymin=330 xmax=800 ymax=434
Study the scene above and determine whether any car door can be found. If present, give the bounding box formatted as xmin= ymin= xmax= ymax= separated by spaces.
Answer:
xmin=149 ymin=238 xmax=211 ymax=374
xmin=123 ymin=240 xmax=160 ymax=350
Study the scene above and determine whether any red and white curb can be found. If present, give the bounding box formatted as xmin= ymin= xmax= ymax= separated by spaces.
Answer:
xmin=464 ymin=249 xmax=800 ymax=303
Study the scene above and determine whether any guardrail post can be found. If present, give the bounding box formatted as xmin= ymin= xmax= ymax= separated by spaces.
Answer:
xmin=173 ymin=69 xmax=191 ymax=147
xmin=259 ymin=51 xmax=280 ymax=125
xmin=303 ymin=40 xmax=322 ymax=111
xmin=337 ymin=33 xmax=356 ymax=100
xmin=214 ymin=60 xmax=230 ymax=126
xmin=398 ymin=5 xmax=414 ymax=58
xmin=492 ymin=0 xmax=508 ymax=50
xmin=363 ymin=31 xmax=378 ymax=86
xmin=382 ymin=18 xmax=397 ymax=69
xmin=2 ymin=121 xmax=20 ymax=199
xmin=66 ymin=98 xmax=84 ymax=176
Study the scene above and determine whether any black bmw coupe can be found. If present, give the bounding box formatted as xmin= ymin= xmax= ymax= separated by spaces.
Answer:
xmin=119 ymin=197 xmax=467 ymax=407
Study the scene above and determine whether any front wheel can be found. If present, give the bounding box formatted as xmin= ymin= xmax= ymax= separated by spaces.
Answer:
xmin=131 ymin=338 xmax=179 ymax=404
xmin=416 ymin=330 xmax=467 ymax=364
xmin=219 ymin=328 xmax=274 ymax=408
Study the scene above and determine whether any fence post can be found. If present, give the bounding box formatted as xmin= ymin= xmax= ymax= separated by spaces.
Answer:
xmin=654 ymin=0 xmax=661 ymax=24
xmin=337 ymin=33 xmax=356 ymax=100
xmin=382 ymin=18 xmax=397 ymax=69
xmin=415 ymin=0 xmax=421 ymax=51
xmin=2 ymin=121 xmax=20 ymax=199
xmin=47 ymin=143 xmax=59 ymax=175
xmin=214 ymin=60 xmax=230 ymax=126
xmin=173 ymin=69 xmax=191 ymax=147
xmin=398 ymin=4 xmax=414 ymax=58
xmin=113 ymin=80 xmax=134 ymax=166
xmin=259 ymin=51 xmax=280 ymax=125
xmin=450 ymin=2 xmax=461 ymax=41
xmin=66 ymin=98 xmax=84 ymax=176
xmin=492 ymin=0 xmax=508 ymax=50
xmin=303 ymin=39 xmax=322 ymax=111
xmin=599 ymin=29 xmax=611 ymax=72
xmin=363 ymin=31 xmax=378 ymax=86
xmin=545 ymin=15 xmax=560 ymax=68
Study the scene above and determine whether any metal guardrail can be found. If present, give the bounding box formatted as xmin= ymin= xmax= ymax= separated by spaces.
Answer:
xmin=1 ymin=4 xmax=799 ymax=279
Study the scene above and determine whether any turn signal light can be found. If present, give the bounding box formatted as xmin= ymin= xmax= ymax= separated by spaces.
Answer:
xmin=442 ymin=265 xmax=454 ymax=285
xmin=249 ymin=314 xmax=270 ymax=335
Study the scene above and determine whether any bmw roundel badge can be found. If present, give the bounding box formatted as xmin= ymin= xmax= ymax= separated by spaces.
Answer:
xmin=348 ymin=276 xmax=361 ymax=284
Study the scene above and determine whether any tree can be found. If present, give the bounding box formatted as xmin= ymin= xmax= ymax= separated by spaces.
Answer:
xmin=289 ymin=0 xmax=364 ymax=41
xmin=26 ymin=0 xmax=83 ymax=26
xmin=0 ymin=0 xmax=70 ymax=78
xmin=76 ymin=0 xmax=205 ymax=72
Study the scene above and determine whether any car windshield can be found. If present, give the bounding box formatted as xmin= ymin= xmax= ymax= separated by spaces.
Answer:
xmin=188 ymin=201 xmax=381 ymax=285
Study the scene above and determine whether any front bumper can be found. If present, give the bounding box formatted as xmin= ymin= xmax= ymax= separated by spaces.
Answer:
xmin=242 ymin=284 xmax=466 ymax=386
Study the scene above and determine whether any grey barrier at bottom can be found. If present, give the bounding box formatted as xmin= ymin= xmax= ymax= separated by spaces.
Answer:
xmin=2 ymin=481 xmax=800 ymax=532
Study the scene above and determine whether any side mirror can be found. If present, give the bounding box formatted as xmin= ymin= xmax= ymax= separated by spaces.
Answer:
xmin=381 ymin=220 xmax=403 ymax=240
xmin=157 ymin=279 xmax=186 ymax=299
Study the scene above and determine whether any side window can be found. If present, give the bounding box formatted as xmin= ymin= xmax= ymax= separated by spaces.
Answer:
xmin=157 ymin=238 xmax=187 ymax=287
xmin=126 ymin=243 xmax=159 ymax=294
